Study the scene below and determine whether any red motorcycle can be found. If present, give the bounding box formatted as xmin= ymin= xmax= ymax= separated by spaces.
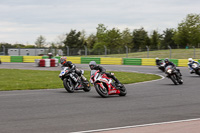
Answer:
xmin=90 ymin=70 xmax=127 ymax=98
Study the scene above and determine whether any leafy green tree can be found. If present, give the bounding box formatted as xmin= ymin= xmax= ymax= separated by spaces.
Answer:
xmin=86 ymin=33 xmax=96 ymax=49
xmin=150 ymin=30 xmax=160 ymax=50
xmin=106 ymin=28 xmax=122 ymax=48
xmin=0 ymin=43 xmax=14 ymax=55
xmin=80 ymin=30 xmax=87 ymax=47
xmin=35 ymin=35 xmax=46 ymax=48
xmin=173 ymin=13 xmax=200 ymax=48
xmin=63 ymin=29 xmax=83 ymax=55
xmin=145 ymin=36 xmax=151 ymax=49
xmin=160 ymin=28 xmax=176 ymax=49
xmin=93 ymin=24 xmax=108 ymax=53
xmin=121 ymin=28 xmax=133 ymax=48
xmin=132 ymin=27 xmax=149 ymax=51
xmin=63 ymin=29 xmax=83 ymax=48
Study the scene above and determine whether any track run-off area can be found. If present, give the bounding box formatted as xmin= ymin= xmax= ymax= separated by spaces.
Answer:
xmin=0 ymin=63 xmax=200 ymax=133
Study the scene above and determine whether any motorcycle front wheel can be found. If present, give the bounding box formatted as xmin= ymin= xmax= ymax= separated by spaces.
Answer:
xmin=95 ymin=83 xmax=108 ymax=98
xmin=63 ymin=78 xmax=75 ymax=93
xmin=170 ymin=75 xmax=178 ymax=85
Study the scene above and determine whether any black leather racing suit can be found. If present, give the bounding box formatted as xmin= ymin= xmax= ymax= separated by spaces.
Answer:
xmin=61 ymin=61 xmax=82 ymax=82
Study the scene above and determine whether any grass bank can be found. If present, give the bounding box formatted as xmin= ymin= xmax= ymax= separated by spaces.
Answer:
xmin=83 ymin=48 xmax=200 ymax=59
xmin=0 ymin=69 xmax=160 ymax=91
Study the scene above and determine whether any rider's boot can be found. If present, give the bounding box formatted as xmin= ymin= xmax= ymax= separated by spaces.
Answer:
xmin=116 ymin=83 xmax=123 ymax=87
xmin=112 ymin=76 xmax=123 ymax=87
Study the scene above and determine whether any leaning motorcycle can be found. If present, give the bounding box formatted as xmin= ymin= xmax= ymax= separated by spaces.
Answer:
xmin=59 ymin=67 xmax=91 ymax=93
xmin=90 ymin=70 xmax=127 ymax=98
xmin=165 ymin=65 xmax=183 ymax=85
xmin=191 ymin=63 xmax=200 ymax=76
xmin=157 ymin=60 xmax=165 ymax=72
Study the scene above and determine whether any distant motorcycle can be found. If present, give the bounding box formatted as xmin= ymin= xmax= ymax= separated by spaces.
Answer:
xmin=157 ymin=60 xmax=165 ymax=72
xmin=165 ymin=65 xmax=183 ymax=85
xmin=59 ymin=67 xmax=91 ymax=93
xmin=191 ymin=63 xmax=200 ymax=76
xmin=90 ymin=70 xmax=127 ymax=98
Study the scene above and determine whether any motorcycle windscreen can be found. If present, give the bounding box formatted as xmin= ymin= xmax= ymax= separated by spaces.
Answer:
xmin=61 ymin=67 xmax=69 ymax=71
xmin=165 ymin=65 xmax=173 ymax=71
xmin=90 ymin=70 xmax=97 ymax=77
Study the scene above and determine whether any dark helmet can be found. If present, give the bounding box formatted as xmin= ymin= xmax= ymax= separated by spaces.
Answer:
xmin=60 ymin=57 xmax=67 ymax=65
xmin=164 ymin=58 xmax=169 ymax=63
xmin=89 ymin=61 xmax=97 ymax=70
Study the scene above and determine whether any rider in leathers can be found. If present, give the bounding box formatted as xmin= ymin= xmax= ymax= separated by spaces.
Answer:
xmin=164 ymin=58 xmax=182 ymax=77
xmin=60 ymin=57 xmax=82 ymax=88
xmin=188 ymin=58 xmax=200 ymax=74
xmin=89 ymin=61 xmax=122 ymax=87
xmin=155 ymin=57 xmax=163 ymax=66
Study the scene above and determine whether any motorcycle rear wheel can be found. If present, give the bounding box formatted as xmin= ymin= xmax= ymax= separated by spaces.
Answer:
xmin=95 ymin=83 xmax=109 ymax=98
xmin=63 ymin=78 xmax=75 ymax=93
xmin=197 ymin=69 xmax=200 ymax=76
xmin=82 ymin=79 xmax=91 ymax=92
xmin=119 ymin=85 xmax=127 ymax=96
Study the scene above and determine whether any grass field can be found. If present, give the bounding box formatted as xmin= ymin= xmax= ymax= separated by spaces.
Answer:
xmin=84 ymin=48 xmax=200 ymax=59
xmin=0 ymin=69 xmax=160 ymax=91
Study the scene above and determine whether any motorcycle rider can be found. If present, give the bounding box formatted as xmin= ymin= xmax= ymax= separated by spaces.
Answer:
xmin=60 ymin=57 xmax=83 ymax=88
xmin=188 ymin=58 xmax=200 ymax=74
xmin=164 ymin=58 xmax=182 ymax=77
xmin=89 ymin=61 xmax=123 ymax=87
xmin=155 ymin=57 xmax=162 ymax=66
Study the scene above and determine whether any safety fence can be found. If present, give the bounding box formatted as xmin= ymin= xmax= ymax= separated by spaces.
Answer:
xmin=0 ymin=56 xmax=200 ymax=67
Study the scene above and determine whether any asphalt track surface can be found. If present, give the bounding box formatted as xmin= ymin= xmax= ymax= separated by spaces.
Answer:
xmin=0 ymin=63 xmax=200 ymax=133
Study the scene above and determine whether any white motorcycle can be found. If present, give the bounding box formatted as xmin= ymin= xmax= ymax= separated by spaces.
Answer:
xmin=191 ymin=63 xmax=200 ymax=76
xmin=59 ymin=67 xmax=91 ymax=93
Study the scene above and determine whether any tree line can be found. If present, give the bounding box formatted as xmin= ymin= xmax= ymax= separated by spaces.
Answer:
xmin=1 ymin=13 xmax=200 ymax=55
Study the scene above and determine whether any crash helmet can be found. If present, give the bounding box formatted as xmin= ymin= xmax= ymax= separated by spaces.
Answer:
xmin=164 ymin=58 xmax=169 ymax=63
xmin=155 ymin=57 xmax=159 ymax=60
xmin=89 ymin=61 xmax=97 ymax=70
xmin=60 ymin=57 xmax=67 ymax=65
xmin=188 ymin=58 xmax=193 ymax=63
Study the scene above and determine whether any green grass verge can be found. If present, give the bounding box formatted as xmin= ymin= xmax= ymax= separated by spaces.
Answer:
xmin=80 ymin=48 xmax=200 ymax=59
xmin=0 ymin=69 xmax=161 ymax=91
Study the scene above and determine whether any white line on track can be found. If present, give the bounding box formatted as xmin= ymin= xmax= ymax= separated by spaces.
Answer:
xmin=71 ymin=118 xmax=200 ymax=133
xmin=120 ymin=70 xmax=165 ymax=85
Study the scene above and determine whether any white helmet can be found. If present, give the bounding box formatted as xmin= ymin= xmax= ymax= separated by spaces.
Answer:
xmin=188 ymin=58 xmax=193 ymax=63
xmin=155 ymin=57 xmax=159 ymax=60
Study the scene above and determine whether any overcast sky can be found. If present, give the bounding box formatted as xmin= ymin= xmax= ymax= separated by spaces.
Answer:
xmin=0 ymin=0 xmax=200 ymax=45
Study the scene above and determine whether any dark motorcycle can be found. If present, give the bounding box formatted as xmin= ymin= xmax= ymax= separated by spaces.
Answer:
xmin=191 ymin=63 xmax=200 ymax=76
xmin=59 ymin=67 xmax=91 ymax=93
xmin=157 ymin=60 xmax=165 ymax=72
xmin=165 ymin=65 xmax=183 ymax=85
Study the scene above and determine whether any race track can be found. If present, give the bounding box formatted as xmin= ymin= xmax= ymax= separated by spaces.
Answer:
xmin=0 ymin=63 xmax=200 ymax=133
